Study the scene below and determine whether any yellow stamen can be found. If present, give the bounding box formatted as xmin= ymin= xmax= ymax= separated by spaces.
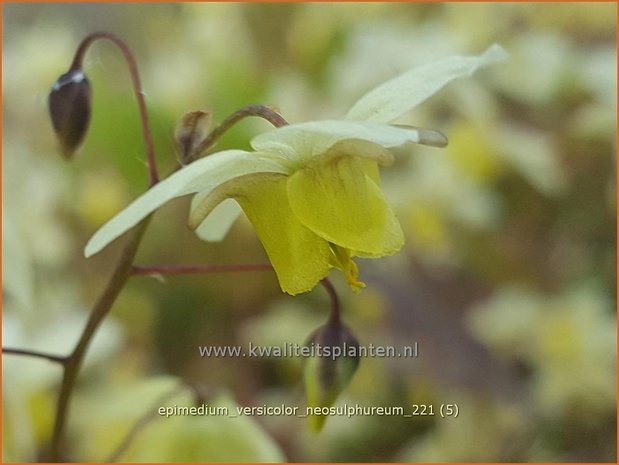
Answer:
xmin=329 ymin=244 xmax=366 ymax=293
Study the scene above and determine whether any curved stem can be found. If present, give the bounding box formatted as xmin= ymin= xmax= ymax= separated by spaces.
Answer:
xmin=42 ymin=33 xmax=303 ymax=464
xmin=320 ymin=278 xmax=341 ymax=324
xmin=70 ymin=32 xmax=159 ymax=186
xmin=190 ymin=104 xmax=289 ymax=161
xmin=131 ymin=262 xmax=273 ymax=276
xmin=48 ymin=216 xmax=151 ymax=462
xmin=2 ymin=347 xmax=67 ymax=364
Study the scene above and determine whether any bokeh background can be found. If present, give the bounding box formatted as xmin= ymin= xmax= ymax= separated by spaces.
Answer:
xmin=2 ymin=2 xmax=616 ymax=462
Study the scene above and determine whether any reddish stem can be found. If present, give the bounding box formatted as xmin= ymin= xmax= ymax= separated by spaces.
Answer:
xmin=190 ymin=104 xmax=289 ymax=160
xmin=131 ymin=264 xmax=341 ymax=322
xmin=70 ymin=32 xmax=159 ymax=186
xmin=320 ymin=278 xmax=341 ymax=324
xmin=131 ymin=263 xmax=274 ymax=276
xmin=2 ymin=347 xmax=67 ymax=364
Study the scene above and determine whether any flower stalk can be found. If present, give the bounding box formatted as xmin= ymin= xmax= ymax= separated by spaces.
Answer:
xmin=132 ymin=262 xmax=273 ymax=276
xmin=189 ymin=104 xmax=289 ymax=161
xmin=48 ymin=215 xmax=151 ymax=461
xmin=43 ymin=37 xmax=311 ymax=459
xmin=303 ymin=285 xmax=359 ymax=432
xmin=61 ymin=32 xmax=159 ymax=185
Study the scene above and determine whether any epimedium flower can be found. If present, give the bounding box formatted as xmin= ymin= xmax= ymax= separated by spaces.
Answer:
xmin=84 ymin=44 xmax=507 ymax=295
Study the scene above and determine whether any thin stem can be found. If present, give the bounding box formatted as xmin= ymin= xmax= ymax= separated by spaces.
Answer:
xmin=132 ymin=263 xmax=341 ymax=323
xmin=48 ymin=216 xmax=152 ymax=462
xmin=190 ymin=104 xmax=289 ymax=161
xmin=2 ymin=347 xmax=67 ymax=364
xmin=320 ymin=278 xmax=341 ymax=324
xmin=43 ymin=33 xmax=299 ymax=463
xmin=131 ymin=262 xmax=273 ymax=276
xmin=70 ymin=32 xmax=159 ymax=186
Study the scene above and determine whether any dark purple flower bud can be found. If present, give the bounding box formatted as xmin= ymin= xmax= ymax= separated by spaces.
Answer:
xmin=304 ymin=319 xmax=360 ymax=432
xmin=48 ymin=69 xmax=92 ymax=159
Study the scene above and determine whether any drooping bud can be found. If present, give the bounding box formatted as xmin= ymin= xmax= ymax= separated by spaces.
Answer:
xmin=303 ymin=318 xmax=360 ymax=432
xmin=175 ymin=110 xmax=212 ymax=164
xmin=48 ymin=69 xmax=92 ymax=159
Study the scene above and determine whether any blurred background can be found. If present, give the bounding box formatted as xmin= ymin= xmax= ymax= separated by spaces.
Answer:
xmin=2 ymin=2 xmax=616 ymax=462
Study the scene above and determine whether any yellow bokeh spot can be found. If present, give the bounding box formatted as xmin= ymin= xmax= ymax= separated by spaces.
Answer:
xmin=77 ymin=173 xmax=129 ymax=227
xmin=447 ymin=121 xmax=498 ymax=182
xmin=539 ymin=314 xmax=581 ymax=365
xmin=406 ymin=204 xmax=448 ymax=252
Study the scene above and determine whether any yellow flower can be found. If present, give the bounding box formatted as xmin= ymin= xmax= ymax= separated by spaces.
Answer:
xmin=188 ymin=137 xmax=406 ymax=294
xmin=85 ymin=45 xmax=506 ymax=295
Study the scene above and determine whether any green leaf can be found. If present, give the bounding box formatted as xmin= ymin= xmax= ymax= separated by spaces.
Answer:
xmin=345 ymin=44 xmax=508 ymax=122
xmin=84 ymin=150 xmax=286 ymax=257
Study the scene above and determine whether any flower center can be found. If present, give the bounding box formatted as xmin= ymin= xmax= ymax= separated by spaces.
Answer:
xmin=328 ymin=243 xmax=366 ymax=293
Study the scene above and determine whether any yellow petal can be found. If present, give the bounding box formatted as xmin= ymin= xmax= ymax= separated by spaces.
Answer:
xmin=287 ymin=146 xmax=403 ymax=256
xmin=350 ymin=207 xmax=405 ymax=258
xmin=189 ymin=173 xmax=331 ymax=295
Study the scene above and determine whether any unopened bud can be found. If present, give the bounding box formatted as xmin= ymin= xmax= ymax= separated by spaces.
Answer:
xmin=175 ymin=110 xmax=212 ymax=163
xmin=48 ymin=69 xmax=92 ymax=159
xmin=304 ymin=319 xmax=360 ymax=432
